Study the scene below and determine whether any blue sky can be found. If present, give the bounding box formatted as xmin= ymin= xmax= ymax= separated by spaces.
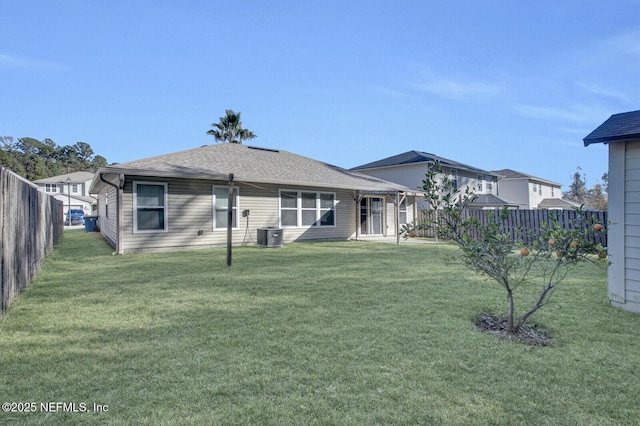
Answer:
xmin=2 ymin=1 xmax=639 ymax=189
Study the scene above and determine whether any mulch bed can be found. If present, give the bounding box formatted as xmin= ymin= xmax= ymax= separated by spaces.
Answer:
xmin=475 ymin=313 xmax=553 ymax=346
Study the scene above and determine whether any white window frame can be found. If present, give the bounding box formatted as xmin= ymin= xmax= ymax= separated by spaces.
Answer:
xmin=45 ymin=184 xmax=58 ymax=193
xmin=486 ymin=175 xmax=493 ymax=191
xmin=133 ymin=181 xmax=168 ymax=233
xmin=450 ymin=169 xmax=458 ymax=190
xmin=278 ymin=190 xmax=336 ymax=228
xmin=477 ymin=174 xmax=483 ymax=192
xmin=212 ymin=186 xmax=239 ymax=230
xmin=532 ymin=182 xmax=537 ymax=193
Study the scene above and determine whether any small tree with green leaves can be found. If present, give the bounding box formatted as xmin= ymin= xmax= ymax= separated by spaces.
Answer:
xmin=402 ymin=162 xmax=607 ymax=341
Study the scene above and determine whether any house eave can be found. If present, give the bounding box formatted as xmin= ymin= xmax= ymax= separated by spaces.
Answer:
xmin=90 ymin=168 xmax=414 ymax=194
xmin=584 ymin=134 xmax=640 ymax=146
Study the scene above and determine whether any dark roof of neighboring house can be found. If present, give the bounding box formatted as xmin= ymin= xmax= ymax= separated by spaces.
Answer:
xmin=90 ymin=143 xmax=414 ymax=193
xmin=351 ymin=150 xmax=496 ymax=175
xmin=493 ymin=168 xmax=562 ymax=187
xmin=584 ymin=110 xmax=640 ymax=146
xmin=470 ymin=194 xmax=518 ymax=207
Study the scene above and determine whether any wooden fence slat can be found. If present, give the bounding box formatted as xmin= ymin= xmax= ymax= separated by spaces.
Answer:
xmin=1 ymin=167 xmax=63 ymax=315
xmin=415 ymin=208 xmax=607 ymax=247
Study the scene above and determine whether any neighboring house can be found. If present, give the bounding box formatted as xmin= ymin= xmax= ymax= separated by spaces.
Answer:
xmin=351 ymin=150 xmax=514 ymax=209
xmin=88 ymin=143 xmax=418 ymax=254
xmin=492 ymin=169 xmax=573 ymax=210
xmin=584 ymin=110 xmax=640 ymax=313
xmin=33 ymin=171 xmax=97 ymax=217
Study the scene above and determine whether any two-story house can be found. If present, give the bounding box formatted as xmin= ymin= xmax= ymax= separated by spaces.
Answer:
xmin=34 ymin=171 xmax=97 ymax=217
xmin=351 ymin=150 xmax=514 ymax=209
xmin=492 ymin=169 xmax=576 ymax=210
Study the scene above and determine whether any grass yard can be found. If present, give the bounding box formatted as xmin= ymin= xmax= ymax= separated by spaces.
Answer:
xmin=1 ymin=230 xmax=639 ymax=425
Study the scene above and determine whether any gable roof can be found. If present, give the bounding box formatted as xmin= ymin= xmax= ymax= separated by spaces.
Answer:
xmin=537 ymin=198 xmax=582 ymax=209
xmin=584 ymin=110 xmax=640 ymax=146
xmin=492 ymin=168 xmax=561 ymax=187
xmin=90 ymin=144 xmax=413 ymax=193
xmin=33 ymin=171 xmax=95 ymax=184
xmin=351 ymin=150 xmax=496 ymax=175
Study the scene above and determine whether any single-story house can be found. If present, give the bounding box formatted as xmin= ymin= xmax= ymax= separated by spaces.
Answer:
xmin=33 ymin=171 xmax=97 ymax=217
xmin=351 ymin=150 xmax=516 ymax=209
xmin=584 ymin=109 xmax=640 ymax=313
xmin=89 ymin=143 xmax=419 ymax=254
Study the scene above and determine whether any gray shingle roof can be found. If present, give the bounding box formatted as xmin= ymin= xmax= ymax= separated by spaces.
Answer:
xmin=584 ymin=110 xmax=640 ymax=146
xmin=492 ymin=169 xmax=561 ymax=187
xmin=537 ymin=198 xmax=582 ymax=209
xmin=470 ymin=194 xmax=517 ymax=207
xmin=33 ymin=171 xmax=95 ymax=184
xmin=351 ymin=150 xmax=496 ymax=175
xmin=92 ymin=144 xmax=413 ymax=193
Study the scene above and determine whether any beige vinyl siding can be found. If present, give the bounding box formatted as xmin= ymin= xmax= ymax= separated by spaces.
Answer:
xmin=98 ymin=187 xmax=118 ymax=249
xmin=276 ymin=186 xmax=355 ymax=243
xmin=383 ymin=196 xmax=415 ymax=236
xmin=624 ymin=141 xmax=640 ymax=305
xmin=121 ymin=177 xmax=215 ymax=252
xmin=357 ymin=163 xmax=428 ymax=191
xmin=385 ymin=199 xmax=396 ymax=236
xmin=118 ymin=177 xmax=358 ymax=253
xmin=496 ymin=179 xmax=530 ymax=209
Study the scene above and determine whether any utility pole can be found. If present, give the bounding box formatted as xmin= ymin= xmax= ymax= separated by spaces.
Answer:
xmin=66 ymin=176 xmax=71 ymax=225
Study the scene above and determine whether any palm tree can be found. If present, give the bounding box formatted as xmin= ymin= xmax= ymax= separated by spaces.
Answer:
xmin=207 ymin=109 xmax=257 ymax=144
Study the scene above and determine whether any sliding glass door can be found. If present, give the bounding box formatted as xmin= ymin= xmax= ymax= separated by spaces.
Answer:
xmin=360 ymin=197 xmax=384 ymax=235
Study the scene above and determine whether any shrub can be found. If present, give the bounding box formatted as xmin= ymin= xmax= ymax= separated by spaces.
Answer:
xmin=401 ymin=162 xmax=607 ymax=339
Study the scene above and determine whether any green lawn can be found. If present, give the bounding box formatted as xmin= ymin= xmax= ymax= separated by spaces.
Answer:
xmin=1 ymin=230 xmax=639 ymax=425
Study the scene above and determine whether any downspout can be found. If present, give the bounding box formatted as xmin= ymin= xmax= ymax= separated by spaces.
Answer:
xmin=99 ymin=173 xmax=124 ymax=255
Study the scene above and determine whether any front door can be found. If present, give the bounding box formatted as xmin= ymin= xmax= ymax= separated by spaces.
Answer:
xmin=360 ymin=197 xmax=384 ymax=235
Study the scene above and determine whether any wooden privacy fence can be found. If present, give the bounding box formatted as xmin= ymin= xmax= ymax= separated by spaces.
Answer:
xmin=1 ymin=167 xmax=64 ymax=315
xmin=416 ymin=209 xmax=608 ymax=247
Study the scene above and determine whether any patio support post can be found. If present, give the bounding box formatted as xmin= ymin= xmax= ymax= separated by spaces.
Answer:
xmin=396 ymin=192 xmax=400 ymax=246
xmin=355 ymin=192 xmax=362 ymax=241
xmin=227 ymin=173 xmax=234 ymax=267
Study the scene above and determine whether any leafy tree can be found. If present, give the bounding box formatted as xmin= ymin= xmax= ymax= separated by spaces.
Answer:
xmin=601 ymin=172 xmax=608 ymax=194
xmin=207 ymin=109 xmax=257 ymax=144
xmin=587 ymin=183 xmax=607 ymax=211
xmin=91 ymin=155 xmax=108 ymax=169
xmin=56 ymin=145 xmax=77 ymax=173
xmin=0 ymin=137 xmax=108 ymax=178
xmin=0 ymin=147 xmax=26 ymax=176
xmin=73 ymin=142 xmax=94 ymax=166
xmin=402 ymin=162 xmax=607 ymax=341
xmin=565 ymin=166 xmax=587 ymax=202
